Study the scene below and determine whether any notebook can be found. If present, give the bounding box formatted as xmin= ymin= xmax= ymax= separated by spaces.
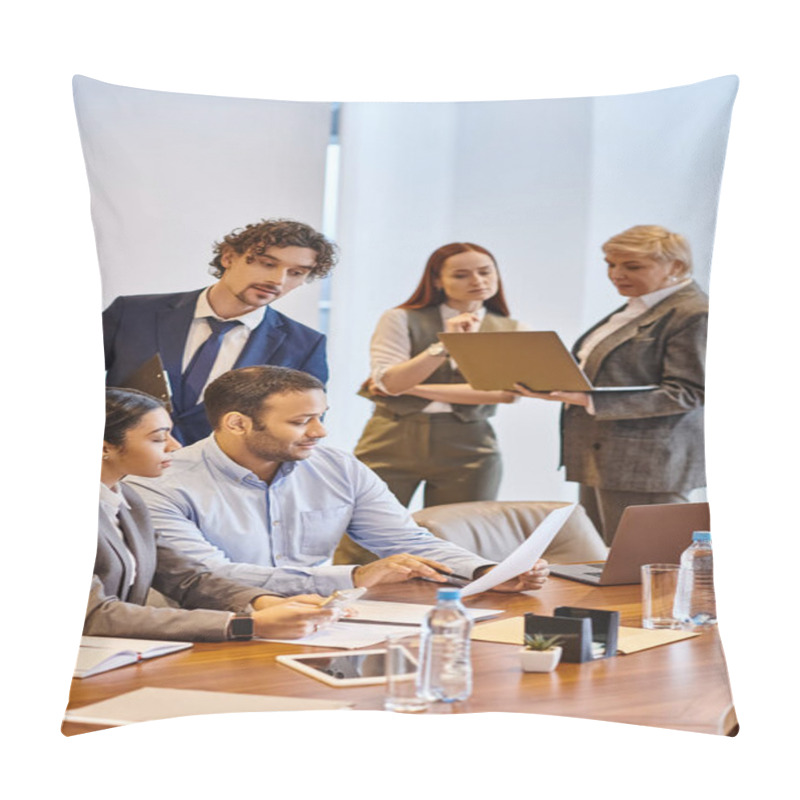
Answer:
xmin=549 ymin=502 xmax=710 ymax=586
xmin=437 ymin=330 xmax=655 ymax=392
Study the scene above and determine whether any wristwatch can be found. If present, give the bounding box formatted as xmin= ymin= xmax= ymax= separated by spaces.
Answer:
xmin=426 ymin=342 xmax=448 ymax=358
xmin=228 ymin=614 xmax=254 ymax=640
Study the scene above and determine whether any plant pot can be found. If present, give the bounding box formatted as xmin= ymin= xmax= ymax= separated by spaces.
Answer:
xmin=520 ymin=646 xmax=562 ymax=673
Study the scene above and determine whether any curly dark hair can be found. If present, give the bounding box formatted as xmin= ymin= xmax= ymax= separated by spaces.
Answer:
xmin=209 ymin=218 xmax=338 ymax=280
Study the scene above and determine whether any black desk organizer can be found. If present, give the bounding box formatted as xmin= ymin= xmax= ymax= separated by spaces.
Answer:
xmin=524 ymin=606 xmax=620 ymax=663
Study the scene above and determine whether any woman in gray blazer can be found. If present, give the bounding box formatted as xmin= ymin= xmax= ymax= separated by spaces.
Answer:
xmin=516 ymin=226 xmax=708 ymax=544
xmin=88 ymin=387 xmax=336 ymax=641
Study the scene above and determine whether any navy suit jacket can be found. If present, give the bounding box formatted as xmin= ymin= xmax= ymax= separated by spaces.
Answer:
xmin=103 ymin=288 xmax=328 ymax=444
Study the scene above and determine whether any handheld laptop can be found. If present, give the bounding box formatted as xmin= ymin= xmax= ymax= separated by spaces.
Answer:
xmin=437 ymin=331 xmax=655 ymax=392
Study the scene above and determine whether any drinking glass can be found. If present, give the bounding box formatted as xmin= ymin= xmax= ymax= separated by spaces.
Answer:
xmin=641 ymin=564 xmax=682 ymax=629
xmin=384 ymin=633 xmax=428 ymax=713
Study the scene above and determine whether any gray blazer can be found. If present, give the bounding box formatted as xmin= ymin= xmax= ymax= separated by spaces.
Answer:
xmin=562 ymin=281 xmax=708 ymax=493
xmin=86 ymin=484 xmax=266 ymax=641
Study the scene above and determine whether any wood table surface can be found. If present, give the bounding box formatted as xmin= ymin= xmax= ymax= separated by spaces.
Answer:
xmin=62 ymin=576 xmax=736 ymax=736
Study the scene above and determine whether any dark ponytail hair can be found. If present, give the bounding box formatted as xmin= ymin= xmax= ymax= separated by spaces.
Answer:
xmin=105 ymin=388 xmax=165 ymax=447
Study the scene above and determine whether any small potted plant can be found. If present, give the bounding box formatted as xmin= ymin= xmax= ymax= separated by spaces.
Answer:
xmin=520 ymin=633 xmax=564 ymax=673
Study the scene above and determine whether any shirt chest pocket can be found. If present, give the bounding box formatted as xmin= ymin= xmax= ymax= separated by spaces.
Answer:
xmin=298 ymin=505 xmax=353 ymax=556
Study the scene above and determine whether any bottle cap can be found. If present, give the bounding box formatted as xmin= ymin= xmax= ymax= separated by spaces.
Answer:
xmin=692 ymin=531 xmax=711 ymax=542
xmin=437 ymin=588 xmax=461 ymax=601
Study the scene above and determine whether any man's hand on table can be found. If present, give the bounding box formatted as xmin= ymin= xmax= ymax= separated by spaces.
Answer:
xmin=352 ymin=554 xmax=452 ymax=588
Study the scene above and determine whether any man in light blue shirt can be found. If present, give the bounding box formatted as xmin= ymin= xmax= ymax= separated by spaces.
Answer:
xmin=128 ymin=366 xmax=549 ymax=596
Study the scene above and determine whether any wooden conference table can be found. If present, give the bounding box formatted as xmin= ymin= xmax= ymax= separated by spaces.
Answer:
xmin=62 ymin=576 xmax=736 ymax=736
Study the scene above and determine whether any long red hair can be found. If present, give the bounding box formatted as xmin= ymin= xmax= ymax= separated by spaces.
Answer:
xmin=397 ymin=242 xmax=510 ymax=316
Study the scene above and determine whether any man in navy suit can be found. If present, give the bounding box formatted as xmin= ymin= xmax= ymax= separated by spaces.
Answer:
xmin=103 ymin=218 xmax=338 ymax=445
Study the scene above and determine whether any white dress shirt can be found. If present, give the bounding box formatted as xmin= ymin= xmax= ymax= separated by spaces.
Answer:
xmin=370 ymin=304 xmax=488 ymax=413
xmin=181 ymin=288 xmax=267 ymax=403
xmin=577 ymin=278 xmax=693 ymax=367
xmin=99 ymin=482 xmax=136 ymax=586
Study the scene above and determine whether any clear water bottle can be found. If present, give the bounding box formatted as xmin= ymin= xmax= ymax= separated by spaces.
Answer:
xmin=417 ymin=588 xmax=473 ymax=702
xmin=673 ymin=531 xmax=717 ymax=629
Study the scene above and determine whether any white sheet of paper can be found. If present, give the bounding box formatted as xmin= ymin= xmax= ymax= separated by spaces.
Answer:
xmin=459 ymin=503 xmax=577 ymax=597
xmin=262 ymin=622 xmax=409 ymax=649
xmin=263 ymin=602 xmax=503 ymax=648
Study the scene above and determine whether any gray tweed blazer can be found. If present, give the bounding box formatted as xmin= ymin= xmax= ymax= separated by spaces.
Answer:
xmin=562 ymin=281 xmax=708 ymax=493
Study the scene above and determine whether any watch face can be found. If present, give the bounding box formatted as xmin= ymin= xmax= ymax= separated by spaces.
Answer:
xmin=230 ymin=616 xmax=254 ymax=638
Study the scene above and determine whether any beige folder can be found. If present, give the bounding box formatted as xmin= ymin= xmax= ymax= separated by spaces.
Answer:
xmin=438 ymin=330 xmax=654 ymax=393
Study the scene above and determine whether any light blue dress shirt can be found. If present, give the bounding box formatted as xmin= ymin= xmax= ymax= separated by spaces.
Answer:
xmin=127 ymin=436 xmax=491 ymax=596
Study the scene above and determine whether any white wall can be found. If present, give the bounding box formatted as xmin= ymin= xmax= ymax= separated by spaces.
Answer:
xmin=583 ymin=78 xmax=738 ymax=328
xmin=326 ymin=102 xmax=459 ymax=450
xmin=73 ymin=76 xmax=332 ymax=328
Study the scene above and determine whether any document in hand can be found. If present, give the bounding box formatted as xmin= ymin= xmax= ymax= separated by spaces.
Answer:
xmin=459 ymin=503 xmax=577 ymax=597
xmin=438 ymin=331 xmax=655 ymax=392
xmin=74 ymin=636 xmax=192 ymax=678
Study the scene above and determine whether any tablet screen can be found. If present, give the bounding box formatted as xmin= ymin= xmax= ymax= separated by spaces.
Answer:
xmin=277 ymin=648 xmax=417 ymax=686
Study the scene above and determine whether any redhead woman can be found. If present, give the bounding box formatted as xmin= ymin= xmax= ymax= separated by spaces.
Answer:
xmin=515 ymin=225 xmax=708 ymax=544
xmin=88 ymin=387 xmax=336 ymax=641
xmin=336 ymin=243 xmax=522 ymax=564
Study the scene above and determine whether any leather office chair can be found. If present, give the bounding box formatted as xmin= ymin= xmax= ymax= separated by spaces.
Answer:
xmin=411 ymin=500 xmax=608 ymax=564
xmin=333 ymin=500 xmax=607 ymax=566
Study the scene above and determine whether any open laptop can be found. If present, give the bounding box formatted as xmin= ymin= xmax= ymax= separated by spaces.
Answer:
xmin=548 ymin=502 xmax=710 ymax=586
xmin=437 ymin=331 xmax=654 ymax=392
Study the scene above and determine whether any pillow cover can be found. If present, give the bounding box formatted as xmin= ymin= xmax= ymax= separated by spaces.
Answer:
xmin=68 ymin=74 xmax=738 ymax=737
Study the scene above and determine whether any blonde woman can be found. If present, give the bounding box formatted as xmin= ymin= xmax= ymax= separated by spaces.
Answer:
xmin=516 ymin=225 xmax=708 ymax=544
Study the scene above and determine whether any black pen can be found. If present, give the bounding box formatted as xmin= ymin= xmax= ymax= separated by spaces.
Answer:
xmin=428 ymin=566 xmax=472 ymax=585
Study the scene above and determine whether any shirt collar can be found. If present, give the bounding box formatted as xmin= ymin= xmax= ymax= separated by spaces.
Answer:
xmin=205 ymin=435 xmax=298 ymax=484
xmin=439 ymin=302 xmax=487 ymax=322
xmin=99 ymin=482 xmax=130 ymax=515
xmin=195 ymin=287 xmax=267 ymax=331
xmin=632 ymin=278 xmax=693 ymax=311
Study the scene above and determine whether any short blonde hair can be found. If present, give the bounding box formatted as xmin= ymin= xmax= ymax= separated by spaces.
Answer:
xmin=602 ymin=225 xmax=693 ymax=277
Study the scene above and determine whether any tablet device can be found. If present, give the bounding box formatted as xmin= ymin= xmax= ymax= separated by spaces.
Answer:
xmin=276 ymin=647 xmax=417 ymax=687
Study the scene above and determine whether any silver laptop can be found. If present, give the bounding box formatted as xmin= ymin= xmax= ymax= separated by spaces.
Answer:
xmin=437 ymin=331 xmax=654 ymax=393
xmin=549 ymin=502 xmax=710 ymax=586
